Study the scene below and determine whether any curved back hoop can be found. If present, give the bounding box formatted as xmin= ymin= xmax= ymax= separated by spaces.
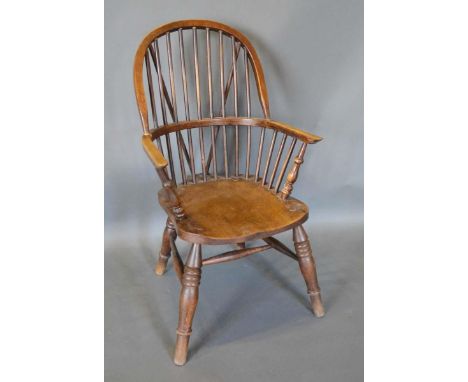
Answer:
xmin=134 ymin=20 xmax=270 ymax=134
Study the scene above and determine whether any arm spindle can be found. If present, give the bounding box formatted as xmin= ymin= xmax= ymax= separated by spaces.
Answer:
xmin=262 ymin=130 xmax=277 ymax=186
xmin=268 ymin=133 xmax=287 ymax=189
xmin=254 ymin=128 xmax=266 ymax=182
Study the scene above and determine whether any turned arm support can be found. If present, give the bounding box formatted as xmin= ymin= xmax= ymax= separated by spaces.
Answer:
xmin=280 ymin=142 xmax=308 ymax=200
xmin=142 ymin=135 xmax=185 ymax=220
xmin=269 ymin=122 xmax=322 ymax=199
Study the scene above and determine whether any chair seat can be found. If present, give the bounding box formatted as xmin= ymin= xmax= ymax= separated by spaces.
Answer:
xmin=159 ymin=178 xmax=308 ymax=244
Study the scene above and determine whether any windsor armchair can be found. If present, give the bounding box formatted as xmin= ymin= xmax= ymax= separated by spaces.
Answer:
xmin=134 ymin=20 xmax=325 ymax=365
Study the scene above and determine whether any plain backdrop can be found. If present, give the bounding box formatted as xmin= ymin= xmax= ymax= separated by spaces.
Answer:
xmin=105 ymin=0 xmax=363 ymax=381
xmin=0 ymin=0 xmax=468 ymax=382
xmin=3 ymin=1 xmax=468 ymax=382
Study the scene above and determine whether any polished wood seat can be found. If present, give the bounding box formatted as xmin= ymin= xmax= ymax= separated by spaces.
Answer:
xmin=134 ymin=19 xmax=326 ymax=366
xmin=159 ymin=178 xmax=308 ymax=244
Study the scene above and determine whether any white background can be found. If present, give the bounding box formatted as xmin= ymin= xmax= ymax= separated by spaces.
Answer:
xmin=1 ymin=0 xmax=467 ymax=380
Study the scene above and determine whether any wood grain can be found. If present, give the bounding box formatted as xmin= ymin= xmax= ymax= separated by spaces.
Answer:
xmin=159 ymin=178 xmax=308 ymax=244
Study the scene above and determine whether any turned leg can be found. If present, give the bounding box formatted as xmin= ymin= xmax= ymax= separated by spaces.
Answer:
xmin=155 ymin=219 xmax=176 ymax=276
xmin=293 ymin=225 xmax=325 ymax=318
xmin=174 ymin=243 xmax=202 ymax=366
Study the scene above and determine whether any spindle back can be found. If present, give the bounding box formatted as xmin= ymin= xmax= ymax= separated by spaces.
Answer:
xmin=134 ymin=20 xmax=270 ymax=133
xmin=134 ymin=20 xmax=316 ymax=195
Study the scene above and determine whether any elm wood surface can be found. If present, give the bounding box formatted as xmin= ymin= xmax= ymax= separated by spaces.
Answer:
xmin=133 ymin=19 xmax=325 ymax=366
xmin=159 ymin=178 xmax=309 ymax=244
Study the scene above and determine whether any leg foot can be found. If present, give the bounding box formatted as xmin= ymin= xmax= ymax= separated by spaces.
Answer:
xmin=155 ymin=219 xmax=176 ymax=276
xmin=174 ymin=334 xmax=190 ymax=366
xmin=308 ymin=291 xmax=325 ymax=318
xmin=155 ymin=256 xmax=169 ymax=276
xmin=173 ymin=244 xmax=202 ymax=365
xmin=293 ymin=225 xmax=325 ymax=318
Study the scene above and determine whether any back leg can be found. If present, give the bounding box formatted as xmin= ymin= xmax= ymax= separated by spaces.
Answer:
xmin=293 ymin=225 xmax=325 ymax=317
xmin=233 ymin=242 xmax=246 ymax=249
xmin=155 ymin=219 xmax=176 ymax=275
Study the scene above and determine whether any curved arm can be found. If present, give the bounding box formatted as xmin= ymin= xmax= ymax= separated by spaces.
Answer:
xmin=258 ymin=119 xmax=323 ymax=144
xmin=149 ymin=117 xmax=323 ymax=144
xmin=142 ymin=135 xmax=185 ymax=220
xmin=142 ymin=135 xmax=168 ymax=169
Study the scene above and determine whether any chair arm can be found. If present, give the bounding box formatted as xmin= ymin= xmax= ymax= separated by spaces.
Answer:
xmin=260 ymin=119 xmax=323 ymax=144
xmin=142 ymin=135 xmax=185 ymax=220
xmin=142 ymin=135 xmax=168 ymax=169
xmin=149 ymin=117 xmax=323 ymax=144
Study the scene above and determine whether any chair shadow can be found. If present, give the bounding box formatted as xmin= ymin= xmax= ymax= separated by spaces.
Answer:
xmin=249 ymin=254 xmax=309 ymax=309
xmin=134 ymin=233 xmax=348 ymax=360
xmin=139 ymin=236 xmax=157 ymax=270
xmin=141 ymin=285 xmax=175 ymax=359
xmin=136 ymin=238 xmax=177 ymax=359
xmin=189 ymin=251 xmax=317 ymax=357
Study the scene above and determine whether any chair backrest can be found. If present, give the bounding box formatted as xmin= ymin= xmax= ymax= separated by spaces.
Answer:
xmin=134 ymin=19 xmax=270 ymax=134
xmin=134 ymin=20 xmax=312 ymax=194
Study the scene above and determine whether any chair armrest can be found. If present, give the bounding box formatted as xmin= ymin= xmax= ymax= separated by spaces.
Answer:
xmin=260 ymin=119 xmax=323 ymax=144
xmin=142 ymin=135 xmax=168 ymax=169
xmin=142 ymin=135 xmax=185 ymax=219
xmin=149 ymin=117 xmax=323 ymax=144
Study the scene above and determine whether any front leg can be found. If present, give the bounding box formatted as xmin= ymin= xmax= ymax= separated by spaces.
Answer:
xmin=293 ymin=225 xmax=325 ymax=317
xmin=174 ymin=243 xmax=202 ymax=366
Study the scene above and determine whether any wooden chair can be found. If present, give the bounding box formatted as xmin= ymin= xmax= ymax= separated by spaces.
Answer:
xmin=133 ymin=20 xmax=325 ymax=365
